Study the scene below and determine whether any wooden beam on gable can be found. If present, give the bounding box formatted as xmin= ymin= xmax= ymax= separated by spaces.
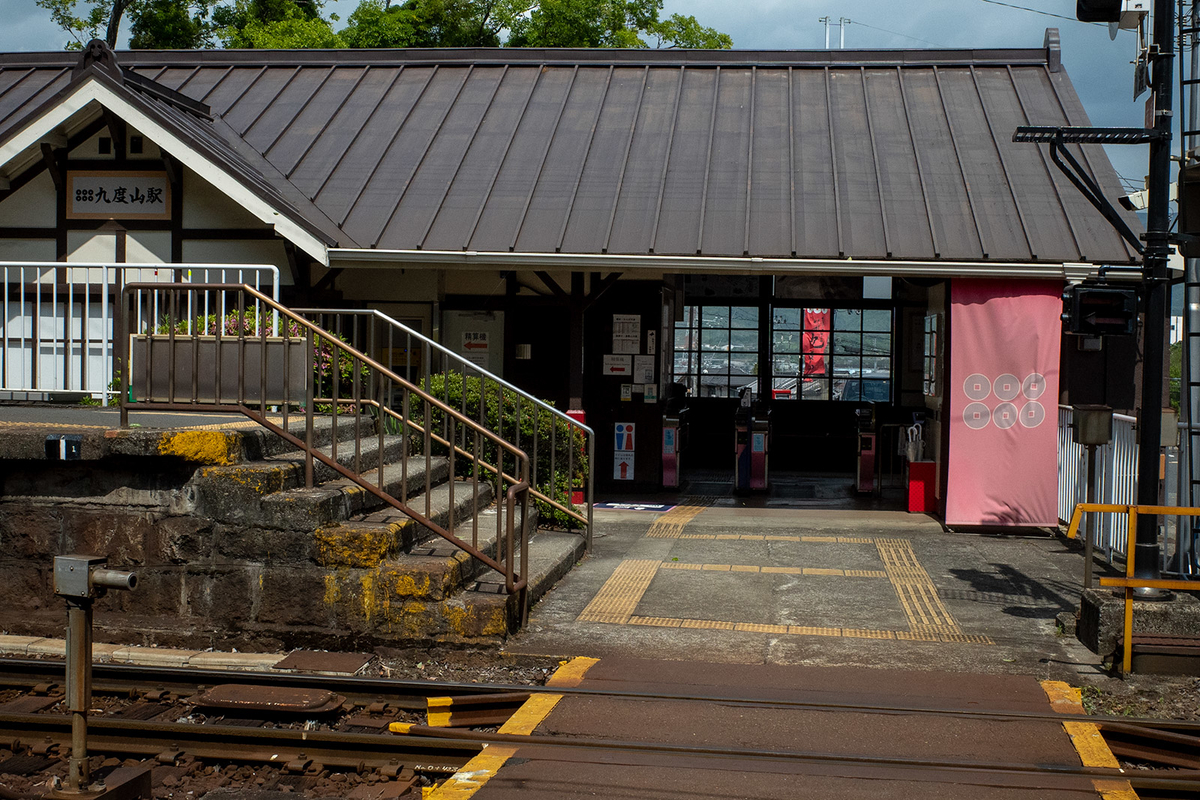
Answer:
xmin=40 ymin=143 xmax=63 ymax=191
xmin=101 ymin=108 xmax=126 ymax=159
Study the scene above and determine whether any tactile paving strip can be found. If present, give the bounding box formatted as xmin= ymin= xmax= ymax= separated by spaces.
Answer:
xmin=576 ymin=559 xmax=661 ymax=624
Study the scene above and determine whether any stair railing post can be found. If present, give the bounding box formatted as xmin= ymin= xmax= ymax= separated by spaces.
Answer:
xmin=305 ymin=326 xmax=314 ymax=489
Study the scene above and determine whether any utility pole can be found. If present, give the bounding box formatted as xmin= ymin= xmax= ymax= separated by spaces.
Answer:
xmin=1181 ymin=1 xmax=1200 ymax=575
xmin=819 ymin=16 xmax=850 ymax=49
xmin=1134 ymin=0 xmax=1176 ymax=592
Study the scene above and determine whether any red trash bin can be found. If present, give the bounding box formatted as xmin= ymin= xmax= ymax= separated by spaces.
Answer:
xmin=908 ymin=461 xmax=936 ymax=513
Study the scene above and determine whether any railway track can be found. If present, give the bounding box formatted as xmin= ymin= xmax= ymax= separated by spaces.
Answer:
xmin=1 ymin=658 xmax=1199 ymax=798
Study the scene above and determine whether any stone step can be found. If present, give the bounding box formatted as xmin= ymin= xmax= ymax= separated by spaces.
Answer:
xmin=455 ymin=526 xmax=588 ymax=638
xmin=193 ymin=434 xmax=433 ymax=528
xmin=315 ymin=479 xmax=498 ymax=583
xmin=240 ymin=413 xmax=380 ymax=461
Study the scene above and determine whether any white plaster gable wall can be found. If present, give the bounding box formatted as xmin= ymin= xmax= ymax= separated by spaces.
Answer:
xmin=0 ymin=80 xmax=328 ymax=263
xmin=0 ymin=239 xmax=54 ymax=261
xmin=183 ymin=167 xmax=268 ymax=229
xmin=0 ymin=171 xmax=54 ymax=227
xmin=128 ymin=231 xmax=169 ymax=262
xmin=68 ymin=231 xmax=114 ymax=262
xmin=72 ymin=127 xmax=162 ymax=161
xmin=181 ymin=239 xmax=291 ymax=284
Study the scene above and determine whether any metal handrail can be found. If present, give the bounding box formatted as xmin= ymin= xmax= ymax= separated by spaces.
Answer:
xmin=296 ymin=307 xmax=594 ymax=550
xmin=117 ymin=283 xmax=532 ymax=616
xmin=1 ymin=262 xmax=278 ymax=405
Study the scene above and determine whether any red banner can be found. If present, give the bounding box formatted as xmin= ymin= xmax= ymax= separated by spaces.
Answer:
xmin=802 ymin=308 xmax=830 ymax=376
xmin=945 ymin=280 xmax=1060 ymax=527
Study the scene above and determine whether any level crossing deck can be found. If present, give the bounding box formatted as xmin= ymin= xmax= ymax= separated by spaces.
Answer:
xmin=437 ymin=657 xmax=1121 ymax=800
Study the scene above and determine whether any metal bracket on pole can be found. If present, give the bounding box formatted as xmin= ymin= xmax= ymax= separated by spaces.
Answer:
xmin=1013 ymin=125 xmax=1153 ymax=257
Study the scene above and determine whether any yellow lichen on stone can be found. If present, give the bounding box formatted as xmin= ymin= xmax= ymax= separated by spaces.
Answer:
xmin=158 ymin=431 xmax=239 ymax=465
xmin=359 ymin=572 xmax=376 ymax=624
xmin=323 ymin=572 xmax=342 ymax=606
xmin=315 ymin=526 xmax=391 ymax=568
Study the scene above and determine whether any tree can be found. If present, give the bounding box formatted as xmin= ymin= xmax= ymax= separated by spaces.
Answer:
xmin=39 ymin=0 xmax=731 ymax=51
xmin=506 ymin=0 xmax=731 ymax=49
xmin=648 ymin=13 xmax=732 ymax=50
xmin=37 ymin=0 xmax=138 ymax=48
xmin=213 ymin=0 xmax=345 ymax=48
xmin=340 ymin=0 xmax=421 ymax=48
xmin=129 ymin=1 xmax=216 ymax=49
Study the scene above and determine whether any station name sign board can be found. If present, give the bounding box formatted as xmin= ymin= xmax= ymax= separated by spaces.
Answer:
xmin=66 ymin=170 xmax=171 ymax=220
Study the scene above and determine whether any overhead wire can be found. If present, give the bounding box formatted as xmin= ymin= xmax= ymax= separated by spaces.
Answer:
xmin=977 ymin=0 xmax=1126 ymax=27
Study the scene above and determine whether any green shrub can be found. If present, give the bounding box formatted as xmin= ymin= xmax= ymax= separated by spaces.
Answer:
xmin=412 ymin=372 xmax=588 ymax=530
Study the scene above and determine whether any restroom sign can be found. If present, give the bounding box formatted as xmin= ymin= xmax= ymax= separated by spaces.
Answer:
xmin=614 ymin=422 xmax=635 ymax=481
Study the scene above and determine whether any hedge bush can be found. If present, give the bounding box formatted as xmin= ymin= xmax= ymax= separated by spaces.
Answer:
xmin=412 ymin=372 xmax=588 ymax=530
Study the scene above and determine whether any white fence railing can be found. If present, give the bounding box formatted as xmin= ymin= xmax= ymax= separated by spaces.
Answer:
xmin=1057 ymin=404 xmax=1138 ymax=561
xmin=2 ymin=262 xmax=278 ymax=405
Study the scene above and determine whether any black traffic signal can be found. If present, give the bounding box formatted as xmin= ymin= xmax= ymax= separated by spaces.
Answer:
xmin=1179 ymin=162 xmax=1200 ymax=258
xmin=1062 ymin=285 xmax=1137 ymax=336
xmin=1076 ymin=0 xmax=1122 ymax=22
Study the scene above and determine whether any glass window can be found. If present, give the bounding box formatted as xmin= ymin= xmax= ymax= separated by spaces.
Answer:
xmin=672 ymin=304 xmax=760 ymax=398
xmin=769 ymin=306 xmax=893 ymax=402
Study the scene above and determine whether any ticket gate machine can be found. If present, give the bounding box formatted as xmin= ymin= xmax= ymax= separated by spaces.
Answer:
xmin=662 ymin=384 xmax=689 ymax=489
xmin=855 ymin=405 xmax=876 ymax=494
xmin=734 ymin=391 xmax=770 ymax=493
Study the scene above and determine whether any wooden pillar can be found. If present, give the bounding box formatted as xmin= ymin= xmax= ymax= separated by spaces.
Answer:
xmin=569 ymin=271 xmax=585 ymax=409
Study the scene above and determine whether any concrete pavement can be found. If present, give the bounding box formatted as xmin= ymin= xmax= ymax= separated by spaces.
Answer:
xmin=509 ymin=499 xmax=1103 ymax=681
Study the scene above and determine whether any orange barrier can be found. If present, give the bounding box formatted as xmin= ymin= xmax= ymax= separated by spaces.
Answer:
xmin=1067 ymin=503 xmax=1200 ymax=673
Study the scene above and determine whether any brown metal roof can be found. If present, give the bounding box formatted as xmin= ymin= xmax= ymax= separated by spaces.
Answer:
xmin=0 ymin=42 xmax=1141 ymax=265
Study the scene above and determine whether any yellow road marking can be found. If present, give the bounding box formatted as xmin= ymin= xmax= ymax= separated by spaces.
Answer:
xmin=676 ymin=533 xmax=875 ymax=543
xmin=661 ymin=562 xmax=887 ymax=578
xmin=546 ymin=656 xmax=599 ymax=688
xmin=426 ymin=657 xmax=598 ymax=799
xmin=1041 ymin=681 xmax=1138 ymax=800
xmin=619 ymin=615 xmax=987 ymax=643
xmin=576 ymin=559 xmax=660 ymax=624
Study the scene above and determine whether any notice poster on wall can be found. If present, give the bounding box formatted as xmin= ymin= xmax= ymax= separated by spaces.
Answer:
xmin=461 ymin=331 xmax=490 ymax=369
xmin=634 ymin=355 xmax=655 ymax=384
xmin=613 ymin=314 xmax=641 ymax=354
xmin=944 ymin=280 xmax=1060 ymax=526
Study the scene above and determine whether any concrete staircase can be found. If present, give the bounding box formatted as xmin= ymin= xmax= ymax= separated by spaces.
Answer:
xmin=0 ymin=414 xmax=586 ymax=651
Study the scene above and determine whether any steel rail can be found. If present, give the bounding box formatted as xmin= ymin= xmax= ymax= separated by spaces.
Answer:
xmin=5 ymin=705 xmax=1198 ymax=794
xmin=388 ymin=723 xmax=1200 ymax=792
xmin=1 ymin=659 xmax=1198 ymax=734
xmin=0 ymin=713 xmax=477 ymax=773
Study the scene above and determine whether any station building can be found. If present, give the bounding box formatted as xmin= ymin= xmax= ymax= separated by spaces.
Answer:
xmin=0 ymin=32 xmax=1141 ymax=527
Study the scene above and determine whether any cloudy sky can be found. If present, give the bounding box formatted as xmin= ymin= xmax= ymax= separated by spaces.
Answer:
xmin=0 ymin=0 xmax=1175 ymax=190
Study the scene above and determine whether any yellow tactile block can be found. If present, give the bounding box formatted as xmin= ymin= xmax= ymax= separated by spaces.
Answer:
xmin=662 ymin=562 xmax=888 ymax=578
xmin=576 ymin=559 xmax=660 ymax=624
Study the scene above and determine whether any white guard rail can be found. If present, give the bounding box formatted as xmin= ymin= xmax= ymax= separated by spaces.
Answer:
xmin=1057 ymin=404 xmax=1138 ymax=561
xmin=2 ymin=262 xmax=278 ymax=405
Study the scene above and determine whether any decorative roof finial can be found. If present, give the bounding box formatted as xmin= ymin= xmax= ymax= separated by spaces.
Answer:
xmin=73 ymin=39 xmax=122 ymax=81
